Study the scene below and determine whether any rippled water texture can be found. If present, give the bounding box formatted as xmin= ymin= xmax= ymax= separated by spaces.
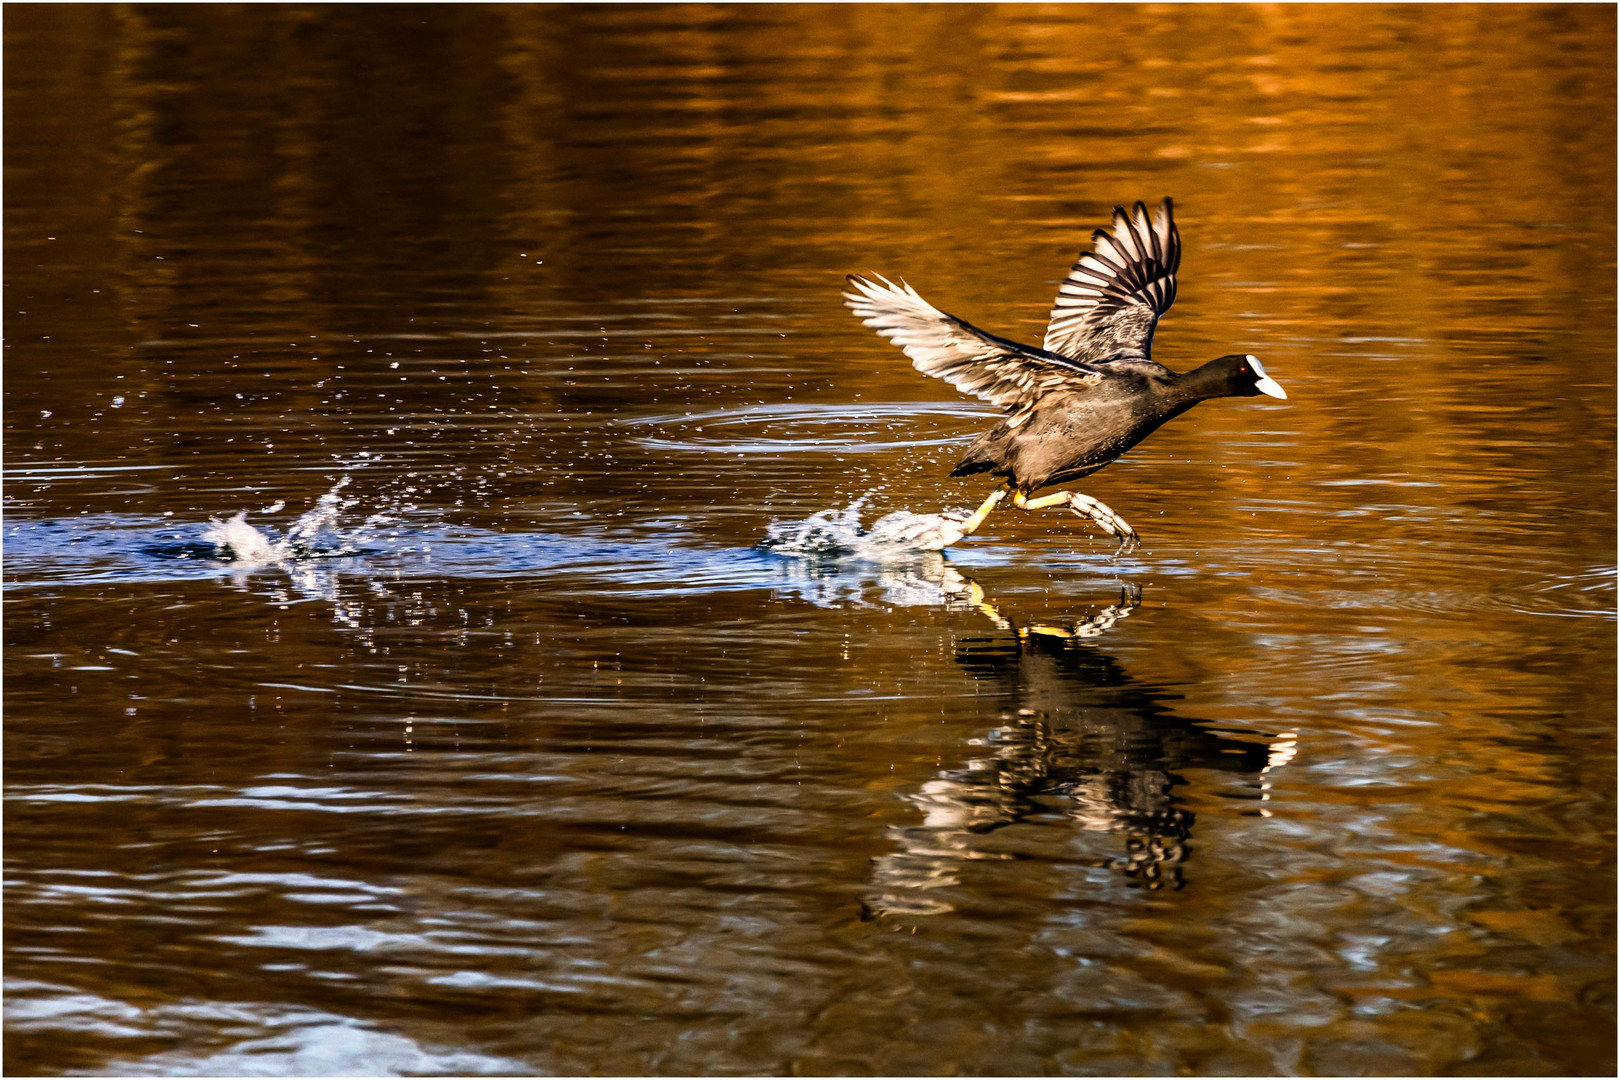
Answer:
xmin=5 ymin=5 xmax=1615 ymax=1075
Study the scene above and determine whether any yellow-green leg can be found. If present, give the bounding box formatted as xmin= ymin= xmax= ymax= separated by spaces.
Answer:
xmin=910 ymin=484 xmax=1008 ymax=551
xmin=914 ymin=482 xmax=1136 ymax=551
xmin=958 ymin=484 xmax=1010 ymax=537
xmin=1011 ymin=488 xmax=1138 ymax=547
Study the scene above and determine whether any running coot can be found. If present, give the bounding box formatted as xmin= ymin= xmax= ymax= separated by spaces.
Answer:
xmin=845 ymin=198 xmax=1285 ymax=550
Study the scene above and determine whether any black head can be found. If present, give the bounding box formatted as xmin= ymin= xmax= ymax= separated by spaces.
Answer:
xmin=1211 ymin=354 xmax=1287 ymax=399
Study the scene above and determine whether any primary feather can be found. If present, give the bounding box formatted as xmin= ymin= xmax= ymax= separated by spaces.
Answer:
xmin=1043 ymin=198 xmax=1180 ymax=364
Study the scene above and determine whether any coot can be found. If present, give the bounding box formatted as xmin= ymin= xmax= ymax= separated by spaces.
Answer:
xmin=845 ymin=198 xmax=1285 ymax=550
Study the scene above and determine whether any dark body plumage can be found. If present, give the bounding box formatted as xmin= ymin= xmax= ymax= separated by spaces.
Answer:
xmin=953 ymin=380 xmax=1172 ymax=491
xmin=950 ymin=358 xmax=1263 ymax=492
xmin=844 ymin=198 xmax=1285 ymax=546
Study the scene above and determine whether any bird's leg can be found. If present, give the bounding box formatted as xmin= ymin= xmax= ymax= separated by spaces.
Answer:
xmin=1011 ymin=489 xmax=1138 ymax=548
xmin=957 ymin=484 xmax=1010 ymax=538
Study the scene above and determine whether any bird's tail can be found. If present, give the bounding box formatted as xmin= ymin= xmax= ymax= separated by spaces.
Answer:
xmin=950 ymin=426 xmax=1008 ymax=478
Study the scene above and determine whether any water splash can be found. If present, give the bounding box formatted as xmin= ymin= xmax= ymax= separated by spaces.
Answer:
xmin=201 ymin=512 xmax=284 ymax=565
xmin=203 ymin=476 xmax=395 ymax=566
xmin=760 ymin=495 xmax=972 ymax=558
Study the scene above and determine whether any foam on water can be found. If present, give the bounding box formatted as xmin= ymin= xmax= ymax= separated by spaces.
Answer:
xmin=760 ymin=494 xmax=973 ymax=558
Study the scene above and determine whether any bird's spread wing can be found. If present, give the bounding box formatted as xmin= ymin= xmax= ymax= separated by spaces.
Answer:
xmin=844 ymin=273 xmax=1101 ymax=410
xmin=1043 ymin=198 xmax=1180 ymax=365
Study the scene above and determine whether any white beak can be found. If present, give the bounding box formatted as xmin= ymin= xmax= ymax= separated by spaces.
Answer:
xmin=1248 ymin=355 xmax=1287 ymax=400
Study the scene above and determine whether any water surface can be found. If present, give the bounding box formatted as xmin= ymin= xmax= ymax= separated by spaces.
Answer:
xmin=5 ymin=5 xmax=1615 ymax=1075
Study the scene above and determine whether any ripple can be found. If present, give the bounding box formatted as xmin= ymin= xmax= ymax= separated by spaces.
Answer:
xmin=621 ymin=400 xmax=990 ymax=454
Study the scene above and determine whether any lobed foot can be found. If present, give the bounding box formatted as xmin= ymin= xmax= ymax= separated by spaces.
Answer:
xmin=1064 ymin=493 xmax=1138 ymax=551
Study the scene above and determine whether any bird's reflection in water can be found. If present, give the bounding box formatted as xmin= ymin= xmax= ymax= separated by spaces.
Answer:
xmin=769 ymin=548 xmax=981 ymax=611
xmin=866 ymin=580 xmax=1293 ymax=918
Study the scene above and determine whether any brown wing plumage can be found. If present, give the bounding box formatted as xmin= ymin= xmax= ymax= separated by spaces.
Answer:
xmin=1043 ymin=199 xmax=1180 ymax=365
xmin=843 ymin=274 xmax=1101 ymax=411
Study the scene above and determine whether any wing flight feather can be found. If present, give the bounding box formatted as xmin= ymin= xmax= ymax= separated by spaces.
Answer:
xmin=1043 ymin=198 xmax=1180 ymax=365
xmin=844 ymin=274 xmax=1100 ymax=410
